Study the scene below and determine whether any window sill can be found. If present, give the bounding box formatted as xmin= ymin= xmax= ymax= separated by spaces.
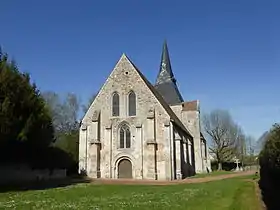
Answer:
xmin=110 ymin=116 xmax=120 ymax=120
xmin=117 ymin=148 xmax=132 ymax=151
xmin=109 ymin=116 xmax=137 ymax=119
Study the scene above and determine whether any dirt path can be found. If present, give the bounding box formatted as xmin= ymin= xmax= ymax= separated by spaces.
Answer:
xmin=90 ymin=170 xmax=257 ymax=185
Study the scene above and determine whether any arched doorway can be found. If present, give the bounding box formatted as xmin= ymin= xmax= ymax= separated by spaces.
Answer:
xmin=118 ymin=159 xmax=132 ymax=179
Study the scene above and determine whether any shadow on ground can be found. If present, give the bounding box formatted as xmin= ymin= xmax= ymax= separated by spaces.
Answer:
xmin=258 ymin=166 xmax=280 ymax=210
xmin=0 ymin=177 xmax=90 ymax=193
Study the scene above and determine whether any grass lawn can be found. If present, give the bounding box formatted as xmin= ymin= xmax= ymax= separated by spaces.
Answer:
xmin=191 ymin=170 xmax=234 ymax=178
xmin=0 ymin=175 xmax=260 ymax=210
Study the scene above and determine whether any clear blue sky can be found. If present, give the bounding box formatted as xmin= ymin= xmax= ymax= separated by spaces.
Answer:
xmin=1 ymin=1 xmax=279 ymax=140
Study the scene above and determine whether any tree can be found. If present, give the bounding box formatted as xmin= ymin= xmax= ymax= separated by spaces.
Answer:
xmin=0 ymin=49 xmax=54 ymax=163
xmin=234 ymin=127 xmax=246 ymax=167
xmin=42 ymin=91 xmax=80 ymax=134
xmin=82 ymin=93 xmax=96 ymax=114
xmin=260 ymin=123 xmax=280 ymax=170
xmin=42 ymin=91 xmax=81 ymax=174
xmin=259 ymin=123 xmax=280 ymax=210
xmin=203 ymin=109 xmax=239 ymax=170
xmin=53 ymin=129 xmax=79 ymax=173
xmin=246 ymin=135 xmax=255 ymax=156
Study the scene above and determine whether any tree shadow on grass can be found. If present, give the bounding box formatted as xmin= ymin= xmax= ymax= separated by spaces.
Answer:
xmin=0 ymin=176 xmax=91 ymax=193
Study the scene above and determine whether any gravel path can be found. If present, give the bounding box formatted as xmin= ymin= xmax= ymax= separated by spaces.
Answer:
xmin=90 ymin=170 xmax=256 ymax=185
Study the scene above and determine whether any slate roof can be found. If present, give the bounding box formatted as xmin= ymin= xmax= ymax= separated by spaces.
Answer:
xmin=154 ymin=41 xmax=184 ymax=105
xmin=155 ymin=40 xmax=175 ymax=84
xmin=125 ymin=55 xmax=193 ymax=139
xmin=155 ymin=82 xmax=184 ymax=105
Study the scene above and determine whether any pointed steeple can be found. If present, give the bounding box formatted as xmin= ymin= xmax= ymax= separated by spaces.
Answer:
xmin=156 ymin=40 xmax=175 ymax=85
xmin=154 ymin=41 xmax=184 ymax=105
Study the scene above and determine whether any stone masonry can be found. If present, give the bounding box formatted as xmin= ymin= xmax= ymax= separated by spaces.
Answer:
xmin=79 ymin=42 xmax=211 ymax=180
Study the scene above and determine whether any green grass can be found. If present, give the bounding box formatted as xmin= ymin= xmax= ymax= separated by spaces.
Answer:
xmin=191 ymin=170 xmax=233 ymax=178
xmin=0 ymin=176 xmax=260 ymax=210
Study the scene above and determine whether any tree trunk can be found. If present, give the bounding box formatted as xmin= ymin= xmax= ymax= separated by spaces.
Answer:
xmin=218 ymin=162 xmax=222 ymax=171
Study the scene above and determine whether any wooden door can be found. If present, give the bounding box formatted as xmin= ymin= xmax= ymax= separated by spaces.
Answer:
xmin=118 ymin=159 xmax=132 ymax=179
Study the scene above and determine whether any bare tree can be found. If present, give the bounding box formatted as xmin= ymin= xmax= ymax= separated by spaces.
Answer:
xmin=203 ymin=109 xmax=239 ymax=170
xmin=246 ymin=135 xmax=255 ymax=156
xmin=62 ymin=93 xmax=80 ymax=132
xmin=245 ymin=135 xmax=256 ymax=167
xmin=42 ymin=91 xmax=81 ymax=171
xmin=42 ymin=91 xmax=80 ymax=134
xmin=42 ymin=91 xmax=63 ymax=133
xmin=234 ymin=126 xmax=246 ymax=168
xmin=82 ymin=93 xmax=96 ymax=114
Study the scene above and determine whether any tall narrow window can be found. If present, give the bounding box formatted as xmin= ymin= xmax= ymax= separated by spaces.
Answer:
xmin=128 ymin=91 xmax=136 ymax=116
xmin=119 ymin=124 xmax=131 ymax=148
xmin=204 ymin=142 xmax=207 ymax=158
xmin=120 ymin=128 xmax=125 ymax=148
xmin=125 ymin=128 xmax=131 ymax=148
xmin=112 ymin=92 xmax=119 ymax=116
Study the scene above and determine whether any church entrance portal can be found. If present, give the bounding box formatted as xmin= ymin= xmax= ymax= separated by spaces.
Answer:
xmin=118 ymin=159 xmax=132 ymax=179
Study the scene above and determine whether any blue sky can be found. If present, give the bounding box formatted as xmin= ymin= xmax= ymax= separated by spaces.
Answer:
xmin=1 ymin=1 xmax=279 ymax=140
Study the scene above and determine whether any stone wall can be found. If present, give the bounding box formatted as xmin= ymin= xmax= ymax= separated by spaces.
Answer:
xmin=0 ymin=165 xmax=66 ymax=185
xmin=170 ymin=103 xmax=205 ymax=173
xmin=80 ymin=55 xmax=172 ymax=180
xmin=182 ymin=109 xmax=204 ymax=173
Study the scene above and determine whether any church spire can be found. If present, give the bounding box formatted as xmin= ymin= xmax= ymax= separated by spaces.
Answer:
xmin=155 ymin=40 xmax=175 ymax=85
xmin=154 ymin=41 xmax=184 ymax=105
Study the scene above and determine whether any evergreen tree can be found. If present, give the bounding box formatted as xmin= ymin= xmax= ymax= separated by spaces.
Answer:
xmin=259 ymin=123 xmax=280 ymax=210
xmin=0 ymin=49 xmax=54 ymax=163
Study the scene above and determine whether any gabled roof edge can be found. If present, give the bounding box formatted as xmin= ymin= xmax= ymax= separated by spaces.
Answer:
xmin=125 ymin=55 xmax=193 ymax=138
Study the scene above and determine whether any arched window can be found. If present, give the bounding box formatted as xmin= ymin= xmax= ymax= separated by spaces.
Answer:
xmin=119 ymin=124 xmax=131 ymax=148
xmin=112 ymin=92 xmax=119 ymax=116
xmin=128 ymin=91 xmax=136 ymax=116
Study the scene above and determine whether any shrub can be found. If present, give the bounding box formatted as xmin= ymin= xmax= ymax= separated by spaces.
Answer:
xmin=259 ymin=123 xmax=280 ymax=209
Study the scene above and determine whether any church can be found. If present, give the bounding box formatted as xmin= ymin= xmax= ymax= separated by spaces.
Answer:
xmin=79 ymin=41 xmax=211 ymax=180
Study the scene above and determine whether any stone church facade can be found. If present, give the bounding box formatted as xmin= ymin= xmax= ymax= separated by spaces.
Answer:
xmin=79 ymin=42 xmax=211 ymax=180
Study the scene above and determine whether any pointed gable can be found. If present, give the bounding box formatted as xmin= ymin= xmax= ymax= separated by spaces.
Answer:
xmin=82 ymin=53 xmax=192 ymax=138
xmin=82 ymin=54 xmax=127 ymax=122
xmin=154 ymin=41 xmax=184 ymax=105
